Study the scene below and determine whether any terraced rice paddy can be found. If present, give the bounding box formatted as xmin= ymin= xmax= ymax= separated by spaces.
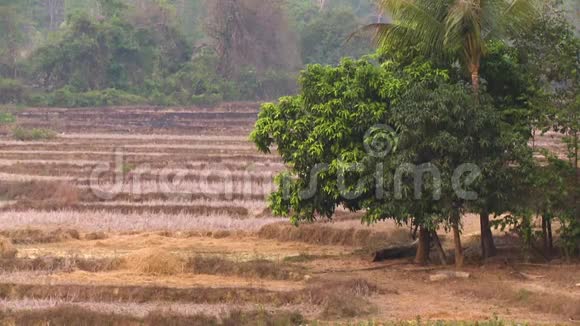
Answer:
xmin=0 ymin=105 xmax=578 ymax=325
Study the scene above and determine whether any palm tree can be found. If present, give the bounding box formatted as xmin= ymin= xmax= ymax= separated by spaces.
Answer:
xmin=371 ymin=0 xmax=538 ymax=93
xmin=367 ymin=0 xmax=539 ymax=266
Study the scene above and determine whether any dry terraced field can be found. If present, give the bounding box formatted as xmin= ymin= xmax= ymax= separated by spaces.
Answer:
xmin=0 ymin=104 xmax=578 ymax=325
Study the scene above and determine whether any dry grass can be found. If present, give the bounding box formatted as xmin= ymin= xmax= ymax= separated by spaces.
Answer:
xmin=0 ymin=181 xmax=79 ymax=205
xmin=0 ymin=305 xmax=305 ymax=326
xmin=58 ymin=133 xmax=250 ymax=142
xmin=82 ymin=188 xmax=268 ymax=202
xmin=0 ymin=278 xmax=379 ymax=316
xmin=0 ymin=150 xmax=271 ymax=162
xmin=0 ymin=228 xmax=80 ymax=244
xmin=0 ymin=256 xmax=124 ymax=273
xmin=0 ymin=210 xmax=283 ymax=232
xmin=303 ymin=278 xmax=379 ymax=319
xmin=0 ymin=305 xmax=142 ymax=326
xmin=0 ymin=283 xmax=294 ymax=305
xmin=0 ymin=159 xmax=99 ymax=166
xmin=258 ymin=223 xmax=410 ymax=249
xmin=0 ymin=236 xmax=17 ymax=259
xmin=454 ymin=279 xmax=580 ymax=320
xmin=0 ymin=141 xmax=258 ymax=151
xmin=8 ymin=203 xmax=251 ymax=218
xmin=186 ymin=256 xmax=303 ymax=281
xmin=82 ymin=179 xmax=275 ymax=197
xmin=125 ymin=248 xmax=185 ymax=276
xmin=0 ymin=172 xmax=73 ymax=182
xmin=0 ymin=159 xmax=283 ymax=173
xmin=80 ymin=186 xmax=265 ymax=201
xmin=85 ymin=231 xmax=108 ymax=241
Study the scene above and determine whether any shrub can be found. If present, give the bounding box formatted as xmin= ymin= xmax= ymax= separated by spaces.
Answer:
xmin=0 ymin=78 xmax=26 ymax=104
xmin=190 ymin=93 xmax=223 ymax=106
xmin=45 ymin=87 xmax=147 ymax=108
xmin=186 ymin=256 xmax=303 ymax=280
xmin=0 ymin=112 xmax=16 ymax=124
xmin=12 ymin=126 xmax=57 ymax=141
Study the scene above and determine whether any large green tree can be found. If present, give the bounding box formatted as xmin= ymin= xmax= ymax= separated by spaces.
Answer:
xmin=251 ymin=57 xmax=529 ymax=266
xmin=365 ymin=0 xmax=540 ymax=258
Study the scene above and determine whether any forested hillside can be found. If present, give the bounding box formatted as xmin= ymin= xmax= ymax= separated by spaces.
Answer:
xmin=0 ymin=0 xmax=578 ymax=107
xmin=0 ymin=0 xmax=378 ymax=107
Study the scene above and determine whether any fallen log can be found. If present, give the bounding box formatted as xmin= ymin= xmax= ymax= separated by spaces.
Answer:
xmin=372 ymin=241 xmax=418 ymax=262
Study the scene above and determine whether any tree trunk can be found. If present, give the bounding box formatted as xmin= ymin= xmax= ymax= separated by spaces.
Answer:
xmin=414 ymin=226 xmax=430 ymax=265
xmin=453 ymin=222 xmax=464 ymax=268
xmin=546 ymin=217 xmax=553 ymax=253
xmin=431 ymin=231 xmax=447 ymax=265
xmin=541 ymin=216 xmax=548 ymax=253
xmin=470 ymin=64 xmax=480 ymax=94
xmin=480 ymin=211 xmax=496 ymax=259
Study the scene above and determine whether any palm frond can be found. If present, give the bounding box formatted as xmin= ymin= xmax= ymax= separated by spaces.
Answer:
xmin=375 ymin=0 xmax=448 ymax=58
xmin=445 ymin=0 xmax=484 ymax=64
xmin=346 ymin=23 xmax=394 ymax=45
xmin=499 ymin=0 xmax=540 ymax=33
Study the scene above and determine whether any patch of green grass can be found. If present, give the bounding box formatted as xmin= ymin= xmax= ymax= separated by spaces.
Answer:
xmin=12 ymin=126 xmax=57 ymax=141
xmin=122 ymin=163 xmax=137 ymax=174
xmin=284 ymin=253 xmax=320 ymax=263
xmin=515 ymin=288 xmax=533 ymax=302
xmin=0 ymin=112 xmax=16 ymax=124
xmin=309 ymin=316 xmax=523 ymax=326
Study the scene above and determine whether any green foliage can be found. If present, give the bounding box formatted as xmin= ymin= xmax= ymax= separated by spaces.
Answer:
xmin=0 ymin=2 xmax=28 ymax=78
xmin=97 ymin=0 xmax=127 ymax=18
xmin=0 ymin=78 xmax=26 ymax=104
xmin=145 ymin=51 xmax=298 ymax=106
xmin=18 ymin=3 xmax=299 ymax=106
xmin=300 ymin=7 xmax=371 ymax=65
xmin=371 ymin=0 xmax=539 ymax=92
xmin=28 ymin=10 xmax=190 ymax=92
xmin=253 ymin=56 xmax=511 ymax=230
xmin=514 ymin=0 xmax=579 ymax=137
xmin=252 ymin=53 xmax=538 ymax=259
xmin=39 ymin=87 xmax=147 ymax=108
xmin=480 ymin=40 xmax=534 ymax=135
xmin=0 ymin=111 xmax=15 ymax=124
xmin=492 ymin=152 xmax=578 ymax=259
xmin=12 ymin=126 xmax=57 ymax=141
xmin=508 ymin=0 xmax=580 ymax=258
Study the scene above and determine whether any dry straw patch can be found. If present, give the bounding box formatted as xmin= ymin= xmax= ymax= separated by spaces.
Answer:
xmin=258 ymin=223 xmax=410 ymax=249
xmin=0 ymin=236 xmax=17 ymax=259
xmin=0 ymin=228 xmax=80 ymax=244
xmin=0 ymin=181 xmax=79 ymax=205
xmin=125 ymin=248 xmax=184 ymax=276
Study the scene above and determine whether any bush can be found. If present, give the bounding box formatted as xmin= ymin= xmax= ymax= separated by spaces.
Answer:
xmin=0 ymin=112 xmax=16 ymax=124
xmin=45 ymin=87 xmax=147 ymax=108
xmin=190 ymin=93 xmax=223 ymax=106
xmin=0 ymin=78 xmax=26 ymax=104
xmin=12 ymin=127 xmax=57 ymax=141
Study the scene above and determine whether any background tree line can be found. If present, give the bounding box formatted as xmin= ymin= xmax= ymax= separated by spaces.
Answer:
xmin=0 ymin=0 xmax=380 ymax=107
